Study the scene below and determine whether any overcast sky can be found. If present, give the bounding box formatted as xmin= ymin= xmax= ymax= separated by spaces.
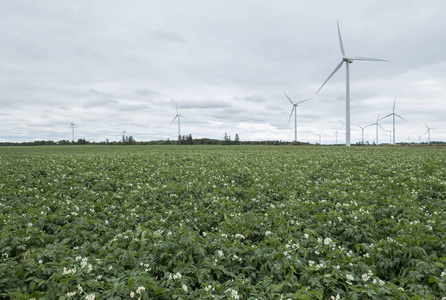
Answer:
xmin=1 ymin=0 xmax=445 ymax=144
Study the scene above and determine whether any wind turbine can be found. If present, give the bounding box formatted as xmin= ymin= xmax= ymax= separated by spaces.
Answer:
xmin=70 ymin=120 xmax=75 ymax=142
xmin=357 ymin=123 xmax=372 ymax=144
xmin=317 ymin=21 xmax=387 ymax=147
xmin=425 ymin=123 xmax=435 ymax=144
xmin=171 ymin=103 xmax=185 ymax=144
xmin=386 ymin=129 xmax=393 ymax=144
xmin=283 ymin=92 xmax=312 ymax=142
xmin=380 ymin=98 xmax=407 ymax=146
xmin=316 ymin=132 xmax=323 ymax=145
xmin=367 ymin=113 xmax=385 ymax=145
xmin=417 ymin=135 xmax=423 ymax=144
xmin=335 ymin=131 xmax=339 ymax=144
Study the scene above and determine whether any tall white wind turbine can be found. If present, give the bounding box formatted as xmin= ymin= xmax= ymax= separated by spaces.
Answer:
xmin=70 ymin=120 xmax=75 ymax=142
xmin=171 ymin=103 xmax=185 ymax=144
xmin=283 ymin=92 xmax=312 ymax=142
xmin=425 ymin=123 xmax=435 ymax=144
xmin=357 ymin=123 xmax=372 ymax=144
xmin=367 ymin=113 xmax=385 ymax=145
xmin=380 ymin=98 xmax=407 ymax=146
xmin=317 ymin=21 xmax=388 ymax=147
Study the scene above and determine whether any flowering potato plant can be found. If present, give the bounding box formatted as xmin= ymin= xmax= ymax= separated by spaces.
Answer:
xmin=0 ymin=145 xmax=445 ymax=299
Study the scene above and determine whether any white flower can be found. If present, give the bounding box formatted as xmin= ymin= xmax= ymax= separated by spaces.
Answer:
xmin=39 ymin=260 xmax=43 ymax=264
xmin=441 ymin=271 xmax=446 ymax=277
xmin=85 ymin=293 xmax=95 ymax=300
xmin=77 ymin=284 xmax=83 ymax=294
xmin=218 ymin=250 xmax=224 ymax=257
xmin=235 ymin=234 xmax=245 ymax=240
xmin=137 ymin=286 xmax=145 ymax=294
xmin=324 ymin=237 xmax=332 ymax=245
xmin=67 ymin=291 xmax=77 ymax=297
xmin=205 ymin=285 xmax=215 ymax=292
xmin=225 ymin=289 xmax=239 ymax=300
xmin=309 ymin=260 xmax=315 ymax=266
xmin=265 ymin=231 xmax=272 ymax=235
xmin=130 ymin=291 xmax=135 ymax=298
xmin=304 ymin=233 xmax=309 ymax=239
xmin=182 ymin=284 xmax=188 ymax=292
xmin=202 ymin=232 xmax=207 ymax=237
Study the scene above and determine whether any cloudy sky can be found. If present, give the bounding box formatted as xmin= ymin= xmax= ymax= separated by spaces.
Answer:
xmin=1 ymin=0 xmax=445 ymax=144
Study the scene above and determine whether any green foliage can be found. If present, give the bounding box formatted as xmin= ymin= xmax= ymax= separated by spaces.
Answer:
xmin=0 ymin=145 xmax=446 ymax=299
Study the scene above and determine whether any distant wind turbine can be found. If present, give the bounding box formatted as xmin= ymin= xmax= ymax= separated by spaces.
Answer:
xmin=386 ymin=129 xmax=393 ymax=144
xmin=417 ymin=135 xmax=423 ymax=144
xmin=367 ymin=113 xmax=385 ymax=145
xmin=316 ymin=21 xmax=388 ymax=147
xmin=171 ymin=103 xmax=185 ymax=144
xmin=70 ymin=120 xmax=75 ymax=142
xmin=316 ymin=132 xmax=323 ymax=145
xmin=380 ymin=98 xmax=407 ymax=146
xmin=357 ymin=123 xmax=372 ymax=144
xmin=283 ymin=92 xmax=312 ymax=142
xmin=335 ymin=131 xmax=339 ymax=144
xmin=425 ymin=123 xmax=435 ymax=144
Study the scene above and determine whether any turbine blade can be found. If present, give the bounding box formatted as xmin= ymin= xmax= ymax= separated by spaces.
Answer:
xmin=288 ymin=107 xmax=295 ymax=124
xmin=296 ymin=98 xmax=313 ymax=105
xmin=376 ymin=113 xmax=381 ymax=122
xmin=395 ymin=113 xmax=407 ymax=122
xmin=425 ymin=123 xmax=429 ymax=129
xmin=316 ymin=60 xmax=344 ymax=94
xmin=380 ymin=114 xmax=392 ymax=120
xmin=378 ymin=124 xmax=386 ymax=131
xmin=346 ymin=56 xmax=388 ymax=62
xmin=337 ymin=21 xmax=345 ymax=57
xmin=283 ymin=92 xmax=294 ymax=105
xmin=357 ymin=124 xmax=363 ymax=129
xmin=393 ymin=98 xmax=396 ymax=112
xmin=171 ymin=115 xmax=178 ymax=124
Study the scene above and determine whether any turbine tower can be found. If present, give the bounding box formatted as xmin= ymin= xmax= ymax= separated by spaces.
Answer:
xmin=380 ymin=98 xmax=407 ymax=146
xmin=357 ymin=123 xmax=372 ymax=144
xmin=171 ymin=103 xmax=185 ymax=144
xmin=70 ymin=120 xmax=75 ymax=142
xmin=367 ymin=113 xmax=385 ymax=145
xmin=425 ymin=123 xmax=435 ymax=144
xmin=317 ymin=21 xmax=387 ymax=147
xmin=283 ymin=92 xmax=312 ymax=142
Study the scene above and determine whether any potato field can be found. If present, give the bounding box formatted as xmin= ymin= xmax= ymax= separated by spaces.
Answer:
xmin=1 ymin=145 xmax=445 ymax=299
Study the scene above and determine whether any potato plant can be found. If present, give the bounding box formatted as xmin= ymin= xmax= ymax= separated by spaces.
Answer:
xmin=0 ymin=145 xmax=445 ymax=299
